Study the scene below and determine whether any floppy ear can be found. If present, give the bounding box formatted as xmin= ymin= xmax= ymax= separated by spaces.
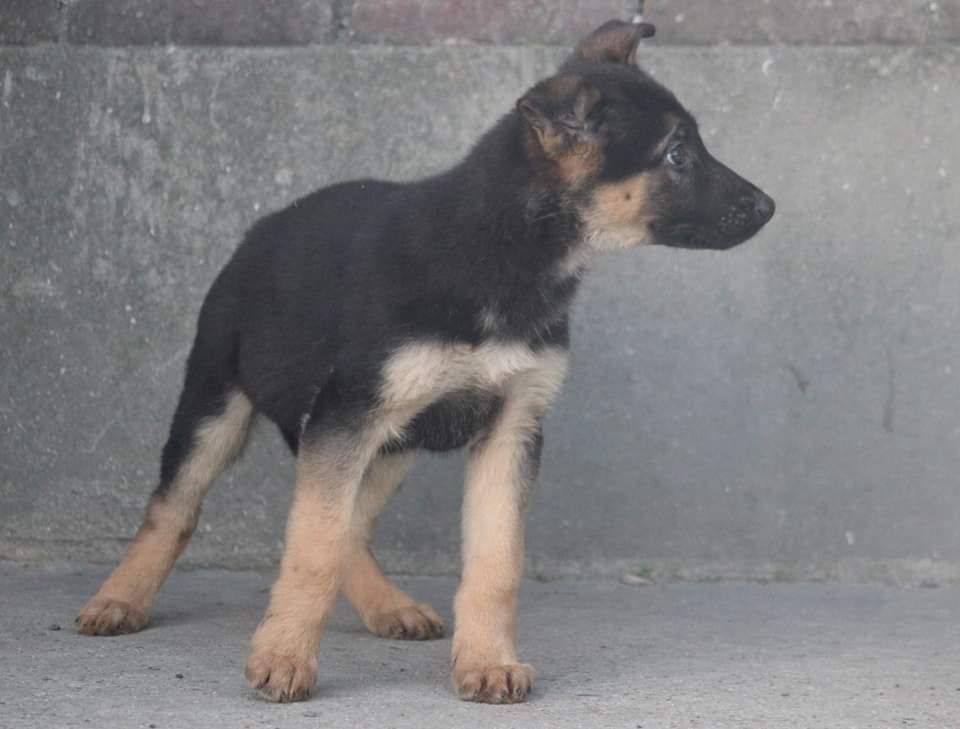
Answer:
xmin=572 ymin=19 xmax=655 ymax=66
xmin=516 ymin=75 xmax=601 ymax=156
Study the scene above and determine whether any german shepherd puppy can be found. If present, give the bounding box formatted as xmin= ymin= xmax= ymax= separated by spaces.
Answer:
xmin=75 ymin=20 xmax=775 ymax=704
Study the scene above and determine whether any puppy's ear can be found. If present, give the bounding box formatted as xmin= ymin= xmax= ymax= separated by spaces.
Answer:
xmin=516 ymin=75 xmax=603 ymax=184
xmin=516 ymin=75 xmax=601 ymax=154
xmin=573 ymin=19 xmax=655 ymax=66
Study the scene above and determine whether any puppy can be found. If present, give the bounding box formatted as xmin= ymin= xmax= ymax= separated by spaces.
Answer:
xmin=75 ymin=20 xmax=775 ymax=704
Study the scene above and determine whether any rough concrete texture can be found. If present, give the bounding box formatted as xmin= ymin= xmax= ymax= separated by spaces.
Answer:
xmin=644 ymin=0 xmax=960 ymax=45
xmin=7 ymin=0 xmax=960 ymax=47
xmin=1 ymin=562 xmax=958 ymax=728
xmin=0 ymin=0 xmax=61 ymax=45
xmin=1 ymin=42 xmax=959 ymax=580
xmin=66 ymin=0 xmax=336 ymax=46
xmin=349 ymin=0 xmax=638 ymax=45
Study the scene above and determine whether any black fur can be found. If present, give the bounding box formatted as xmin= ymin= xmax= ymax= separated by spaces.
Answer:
xmin=381 ymin=390 xmax=504 ymax=455
xmin=156 ymin=21 xmax=774 ymax=492
xmin=77 ymin=22 xmax=778 ymax=704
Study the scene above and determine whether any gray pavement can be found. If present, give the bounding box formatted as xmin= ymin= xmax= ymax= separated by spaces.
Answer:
xmin=1 ymin=561 xmax=958 ymax=728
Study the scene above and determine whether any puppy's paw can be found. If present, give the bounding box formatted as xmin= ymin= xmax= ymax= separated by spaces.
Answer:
xmin=367 ymin=603 xmax=445 ymax=641
xmin=74 ymin=598 xmax=147 ymax=636
xmin=245 ymin=651 xmax=317 ymax=703
xmin=453 ymin=662 xmax=535 ymax=704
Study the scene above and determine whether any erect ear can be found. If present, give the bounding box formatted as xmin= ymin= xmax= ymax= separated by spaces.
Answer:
xmin=516 ymin=74 xmax=601 ymax=156
xmin=572 ymin=19 xmax=655 ymax=66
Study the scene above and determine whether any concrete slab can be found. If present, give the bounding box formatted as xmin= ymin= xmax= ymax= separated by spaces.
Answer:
xmin=2 ymin=44 xmax=960 ymax=581
xmin=66 ymin=0 xmax=336 ymax=46
xmin=1 ymin=562 xmax=958 ymax=728
xmin=644 ymin=0 xmax=960 ymax=45
xmin=0 ymin=1 xmax=61 ymax=45
xmin=349 ymin=0 xmax=637 ymax=45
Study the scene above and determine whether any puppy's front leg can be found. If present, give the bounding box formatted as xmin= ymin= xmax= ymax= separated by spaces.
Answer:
xmin=452 ymin=383 xmax=548 ymax=704
xmin=245 ymin=431 xmax=371 ymax=703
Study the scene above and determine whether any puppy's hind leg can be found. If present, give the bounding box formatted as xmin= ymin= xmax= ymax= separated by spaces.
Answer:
xmin=342 ymin=453 xmax=445 ymax=641
xmin=76 ymin=358 xmax=254 ymax=636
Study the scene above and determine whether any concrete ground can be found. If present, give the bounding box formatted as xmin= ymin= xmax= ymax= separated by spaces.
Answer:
xmin=1 ymin=562 xmax=957 ymax=728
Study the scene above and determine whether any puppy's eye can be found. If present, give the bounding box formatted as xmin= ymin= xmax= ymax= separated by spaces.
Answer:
xmin=665 ymin=144 xmax=687 ymax=168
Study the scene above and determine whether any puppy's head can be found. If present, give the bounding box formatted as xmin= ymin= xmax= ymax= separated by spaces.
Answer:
xmin=517 ymin=20 xmax=775 ymax=251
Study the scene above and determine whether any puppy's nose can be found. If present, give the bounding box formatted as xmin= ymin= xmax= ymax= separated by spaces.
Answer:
xmin=752 ymin=192 xmax=775 ymax=224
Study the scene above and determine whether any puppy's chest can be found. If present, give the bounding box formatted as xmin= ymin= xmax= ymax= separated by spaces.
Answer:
xmin=377 ymin=340 xmax=567 ymax=453
xmin=379 ymin=341 xmax=558 ymax=408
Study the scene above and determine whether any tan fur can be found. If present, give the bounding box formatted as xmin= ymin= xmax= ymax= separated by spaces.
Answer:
xmin=451 ymin=353 xmax=567 ymax=703
xmin=521 ymin=75 xmax=603 ymax=187
xmin=578 ymin=118 xmax=680 ymax=251
xmin=381 ymin=340 xmax=558 ymax=411
xmin=342 ymin=454 xmax=445 ymax=640
xmin=524 ymin=125 xmax=603 ymax=188
xmin=246 ymin=443 xmax=370 ymax=702
xmin=581 ymin=172 xmax=659 ymax=251
xmin=352 ymin=454 xmax=417 ymax=543
xmin=249 ymin=344 xmax=567 ymax=702
xmin=76 ymin=391 xmax=253 ymax=635
xmin=554 ymin=139 xmax=604 ymax=187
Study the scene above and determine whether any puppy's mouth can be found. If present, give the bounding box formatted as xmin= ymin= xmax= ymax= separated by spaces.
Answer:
xmin=650 ymin=189 xmax=777 ymax=251
xmin=659 ymin=224 xmax=751 ymax=250
xmin=654 ymin=216 xmax=773 ymax=251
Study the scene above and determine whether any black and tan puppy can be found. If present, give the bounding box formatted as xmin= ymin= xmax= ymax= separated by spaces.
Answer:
xmin=75 ymin=20 xmax=774 ymax=704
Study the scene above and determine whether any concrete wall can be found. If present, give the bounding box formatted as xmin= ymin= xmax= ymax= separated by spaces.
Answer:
xmin=2 ymin=1 xmax=959 ymax=583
